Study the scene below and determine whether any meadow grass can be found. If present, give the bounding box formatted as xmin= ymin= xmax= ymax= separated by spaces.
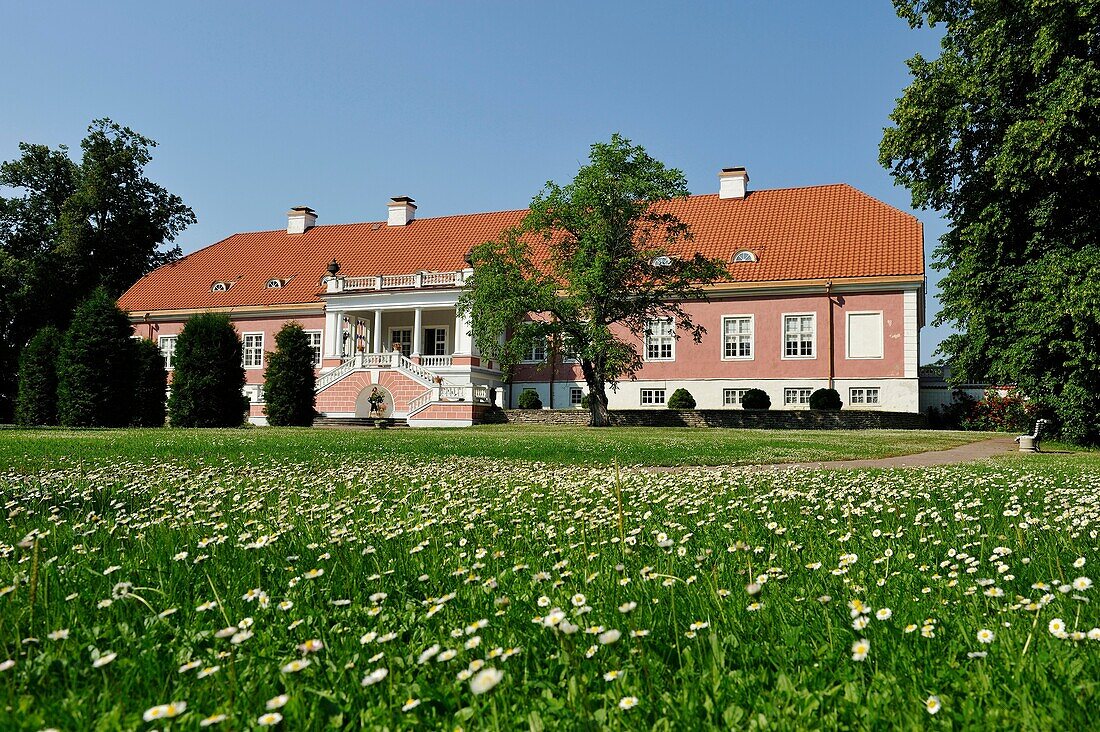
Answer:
xmin=0 ymin=425 xmax=987 ymax=471
xmin=1 ymin=430 xmax=1098 ymax=730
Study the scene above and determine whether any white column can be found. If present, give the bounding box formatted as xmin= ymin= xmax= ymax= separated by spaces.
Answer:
xmin=337 ymin=312 xmax=347 ymax=357
xmin=325 ymin=310 xmax=341 ymax=357
xmin=373 ymin=310 xmax=383 ymax=353
xmin=454 ymin=307 xmax=473 ymax=355
xmin=412 ymin=308 xmax=423 ymax=356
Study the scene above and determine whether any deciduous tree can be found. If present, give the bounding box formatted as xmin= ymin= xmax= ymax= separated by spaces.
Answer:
xmin=881 ymin=0 xmax=1100 ymax=443
xmin=458 ymin=135 xmax=727 ymax=426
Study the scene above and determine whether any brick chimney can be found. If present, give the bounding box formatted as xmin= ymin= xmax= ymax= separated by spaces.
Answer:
xmin=718 ymin=168 xmax=749 ymax=199
xmin=286 ymin=206 xmax=317 ymax=234
xmin=387 ymin=196 xmax=417 ymax=226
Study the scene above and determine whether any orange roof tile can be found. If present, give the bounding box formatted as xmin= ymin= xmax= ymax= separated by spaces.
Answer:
xmin=118 ymin=184 xmax=923 ymax=313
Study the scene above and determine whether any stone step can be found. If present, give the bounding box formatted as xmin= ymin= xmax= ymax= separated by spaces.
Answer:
xmin=312 ymin=417 xmax=409 ymax=429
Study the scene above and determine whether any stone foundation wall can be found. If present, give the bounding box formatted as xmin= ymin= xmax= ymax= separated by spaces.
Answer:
xmin=502 ymin=409 xmax=927 ymax=430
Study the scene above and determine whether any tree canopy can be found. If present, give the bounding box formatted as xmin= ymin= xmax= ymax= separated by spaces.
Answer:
xmin=263 ymin=322 xmax=317 ymax=427
xmin=458 ymin=135 xmax=727 ymax=426
xmin=0 ymin=119 xmax=194 ymax=420
xmin=168 ymin=313 xmax=247 ymax=428
xmin=881 ymin=0 xmax=1100 ymax=443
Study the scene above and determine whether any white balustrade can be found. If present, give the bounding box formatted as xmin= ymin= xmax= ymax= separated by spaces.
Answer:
xmin=314 ymin=358 xmax=356 ymax=392
xmin=340 ymin=270 xmax=464 ymax=291
xmin=420 ymin=355 xmax=453 ymax=369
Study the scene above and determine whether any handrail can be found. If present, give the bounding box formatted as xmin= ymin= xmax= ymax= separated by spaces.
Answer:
xmin=315 ymin=358 xmax=356 ymax=392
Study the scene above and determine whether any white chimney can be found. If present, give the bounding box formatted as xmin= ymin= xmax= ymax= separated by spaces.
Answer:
xmin=286 ymin=206 xmax=317 ymax=234
xmin=387 ymin=196 xmax=417 ymax=226
xmin=718 ymin=167 xmax=749 ymax=199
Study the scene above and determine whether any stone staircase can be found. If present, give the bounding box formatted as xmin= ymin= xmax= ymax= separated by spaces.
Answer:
xmin=313 ymin=416 xmax=409 ymax=429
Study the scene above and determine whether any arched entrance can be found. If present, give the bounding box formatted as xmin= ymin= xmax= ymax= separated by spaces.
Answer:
xmin=355 ymin=385 xmax=393 ymax=418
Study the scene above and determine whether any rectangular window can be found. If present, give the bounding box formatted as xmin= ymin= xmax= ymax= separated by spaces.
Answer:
xmin=784 ymin=387 xmax=812 ymax=406
xmin=783 ymin=314 xmax=816 ymax=358
xmin=158 ymin=335 xmax=177 ymax=370
xmin=243 ymin=384 xmax=264 ymax=404
xmin=645 ymin=319 xmax=675 ymax=361
xmin=722 ymin=316 xmax=753 ymax=359
xmin=525 ymin=341 xmax=547 ymax=362
xmin=242 ymin=333 xmax=264 ymax=369
xmin=390 ymin=328 xmax=412 ymax=356
xmin=847 ymin=312 xmax=884 ymax=359
xmin=423 ymin=328 xmax=448 ymax=356
xmin=569 ymin=387 xmax=584 ymax=406
xmin=640 ymin=388 xmax=666 ymax=405
xmin=723 ymin=388 xmax=748 ymax=407
xmin=305 ymin=330 xmax=323 ymax=367
xmin=849 ymin=387 xmax=880 ymax=405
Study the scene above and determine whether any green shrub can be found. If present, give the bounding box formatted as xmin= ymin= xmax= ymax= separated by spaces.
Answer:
xmin=517 ymin=388 xmax=543 ymax=409
xmin=264 ymin=322 xmax=317 ymax=427
xmin=580 ymin=393 xmax=591 ymax=410
xmin=667 ymin=388 xmax=696 ymax=410
xmin=741 ymin=388 xmax=771 ymax=410
xmin=132 ymin=338 xmax=168 ymax=427
xmin=16 ymin=326 xmax=62 ymax=426
xmin=809 ymin=388 xmax=842 ymax=410
xmin=168 ymin=313 xmax=247 ymax=427
xmin=57 ymin=289 xmax=137 ymax=427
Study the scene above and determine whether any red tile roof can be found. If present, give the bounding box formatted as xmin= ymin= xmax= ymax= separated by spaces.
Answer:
xmin=118 ymin=184 xmax=923 ymax=313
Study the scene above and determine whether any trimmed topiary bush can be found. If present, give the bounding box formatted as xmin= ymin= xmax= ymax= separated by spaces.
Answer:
xmin=16 ymin=325 xmax=62 ymax=426
xmin=264 ymin=322 xmax=317 ymax=427
xmin=741 ymin=388 xmax=771 ymax=410
xmin=132 ymin=338 xmax=168 ymax=427
xmin=809 ymin=388 xmax=842 ymax=411
xmin=168 ymin=313 xmax=247 ymax=427
xmin=667 ymin=388 xmax=696 ymax=410
xmin=517 ymin=388 xmax=543 ymax=409
xmin=57 ymin=289 xmax=137 ymax=427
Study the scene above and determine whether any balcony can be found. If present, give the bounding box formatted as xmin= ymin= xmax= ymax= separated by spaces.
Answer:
xmin=326 ymin=270 xmax=467 ymax=294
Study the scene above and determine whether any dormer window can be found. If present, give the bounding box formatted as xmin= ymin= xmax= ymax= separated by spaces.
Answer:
xmin=211 ymin=281 xmax=231 ymax=293
xmin=732 ymin=250 xmax=758 ymax=263
xmin=265 ymin=278 xmax=285 ymax=289
xmin=650 ymin=255 xmax=673 ymax=267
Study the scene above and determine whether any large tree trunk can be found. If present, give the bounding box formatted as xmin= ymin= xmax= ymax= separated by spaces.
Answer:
xmin=580 ymin=359 xmax=612 ymax=427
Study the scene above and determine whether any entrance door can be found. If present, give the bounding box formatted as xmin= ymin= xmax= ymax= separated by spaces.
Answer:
xmin=390 ymin=328 xmax=412 ymax=355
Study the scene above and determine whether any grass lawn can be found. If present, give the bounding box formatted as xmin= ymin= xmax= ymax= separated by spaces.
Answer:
xmin=0 ymin=425 xmax=990 ymax=471
xmin=3 ymin=430 xmax=1098 ymax=729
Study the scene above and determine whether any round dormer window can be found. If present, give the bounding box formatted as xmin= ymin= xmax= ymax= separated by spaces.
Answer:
xmin=265 ymin=278 xmax=284 ymax=289
xmin=732 ymin=250 xmax=758 ymax=263
xmin=211 ymin=281 xmax=230 ymax=292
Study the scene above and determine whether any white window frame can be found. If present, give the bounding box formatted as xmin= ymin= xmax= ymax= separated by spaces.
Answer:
xmin=644 ymin=318 xmax=675 ymax=362
xmin=522 ymin=340 xmax=548 ymax=363
xmin=849 ymin=387 xmax=881 ymax=406
xmin=423 ymin=326 xmax=449 ymax=356
xmin=242 ymin=332 xmax=264 ymax=369
xmin=569 ymin=387 xmax=584 ymax=407
xmin=784 ymin=387 xmax=813 ymax=407
xmin=158 ymin=335 xmax=177 ymax=371
xmin=721 ymin=315 xmax=754 ymax=361
xmin=389 ymin=327 xmax=412 ymax=355
xmin=723 ymin=388 xmax=748 ymax=407
xmin=243 ymin=384 xmax=264 ymax=404
xmin=845 ymin=311 xmax=885 ymax=360
xmin=781 ymin=313 xmax=817 ymax=360
xmin=640 ymin=388 xmax=667 ymax=406
xmin=304 ymin=330 xmax=323 ymax=368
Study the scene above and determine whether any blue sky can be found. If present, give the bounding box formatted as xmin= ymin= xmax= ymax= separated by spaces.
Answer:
xmin=1 ymin=1 xmax=950 ymax=361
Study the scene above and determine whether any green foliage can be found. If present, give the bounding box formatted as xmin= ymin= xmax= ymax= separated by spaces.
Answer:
xmin=15 ymin=325 xmax=62 ymax=425
xmin=131 ymin=338 xmax=167 ymax=427
xmin=741 ymin=388 xmax=771 ymax=410
xmin=56 ymin=289 xmax=137 ymax=427
xmin=263 ymin=322 xmax=317 ymax=427
xmin=517 ymin=388 xmax=543 ymax=410
xmin=881 ymin=1 xmax=1100 ymax=443
xmin=458 ymin=134 xmax=728 ymax=426
xmin=809 ymin=388 xmax=842 ymax=411
xmin=667 ymin=388 xmax=696 ymax=410
xmin=0 ymin=118 xmax=194 ymax=421
xmin=168 ymin=313 xmax=246 ymax=427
